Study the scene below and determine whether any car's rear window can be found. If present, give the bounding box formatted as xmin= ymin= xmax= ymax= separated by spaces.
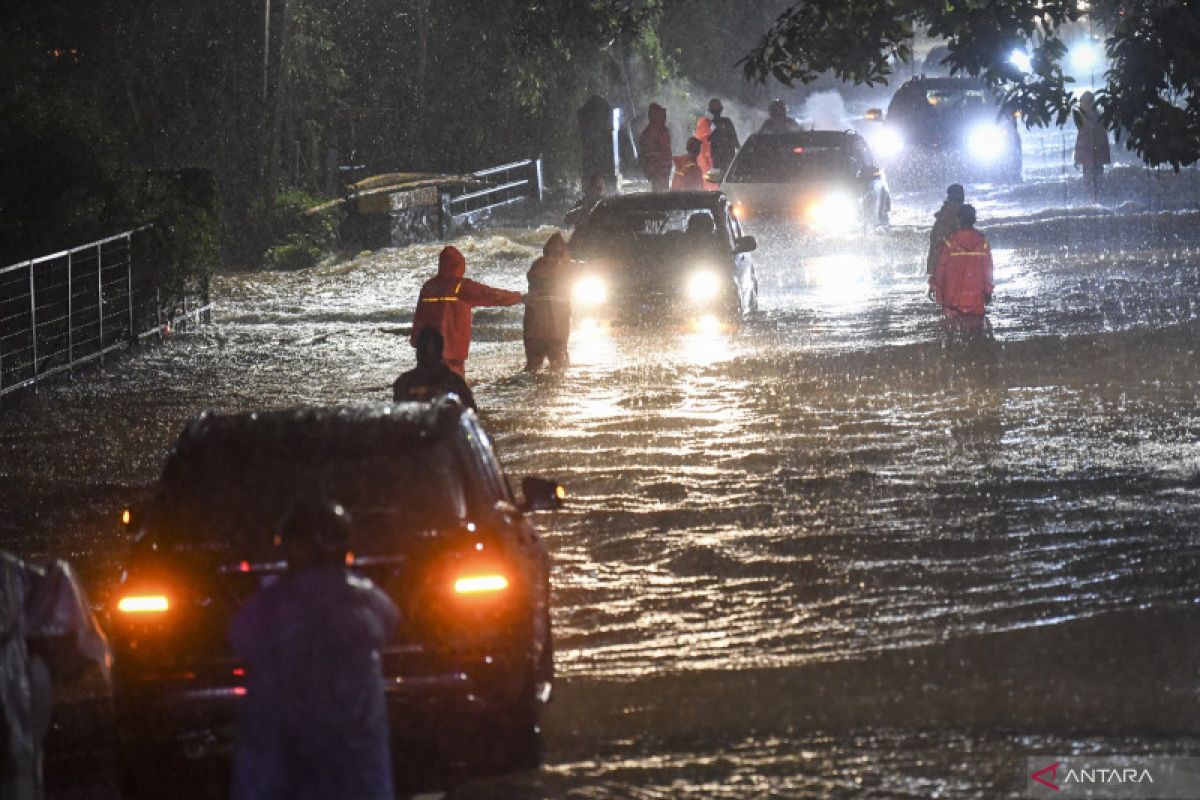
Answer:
xmin=727 ymin=138 xmax=857 ymax=183
xmin=150 ymin=440 xmax=468 ymax=559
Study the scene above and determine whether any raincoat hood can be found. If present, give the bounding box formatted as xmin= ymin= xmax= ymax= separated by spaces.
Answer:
xmin=648 ymin=103 xmax=667 ymax=127
xmin=437 ymin=246 xmax=466 ymax=279
xmin=542 ymin=233 xmax=568 ymax=259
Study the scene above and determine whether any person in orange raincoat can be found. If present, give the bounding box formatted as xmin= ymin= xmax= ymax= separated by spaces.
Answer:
xmin=671 ymin=137 xmax=705 ymax=192
xmin=930 ymin=204 xmax=994 ymax=321
xmin=410 ymin=245 xmax=523 ymax=378
xmin=694 ymin=115 xmax=716 ymax=189
xmin=638 ymin=103 xmax=673 ymax=192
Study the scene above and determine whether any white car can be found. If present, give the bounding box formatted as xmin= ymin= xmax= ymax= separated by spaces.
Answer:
xmin=717 ymin=130 xmax=891 ymax=234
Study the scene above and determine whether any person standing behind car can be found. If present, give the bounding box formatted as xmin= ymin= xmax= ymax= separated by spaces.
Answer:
xmin=671 ymin=137 xmax=705 ymax=191
xmin=927 ymin=183 xmax=964 ymax=275
xmin=930 ymin=204 xmax=994 ymax=324
xmin=707 ymin=98 xmax=740 ymax=177
xmin=638 ymin=103 xmax=673 ymax=193
xmin=394 ymin=327 xmax=476 ymax=410
xmin=411 ymin=245 xmax=524 ymax=378
xmin=229 ymin=500 xmax=399 ymax=800
xmin=0 ymin=552 xmax=109 ymax=800
xmin=524 ymin=232 xmax=573 ymax=372
xmin=759 ymin=99 xmax=802 ymax=134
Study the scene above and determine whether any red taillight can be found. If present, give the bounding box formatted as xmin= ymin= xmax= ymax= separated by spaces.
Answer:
xmin=453 ymin=574 xmax=509 ymax=595
xmin=117 ymin=594 xmax=170 ymax=614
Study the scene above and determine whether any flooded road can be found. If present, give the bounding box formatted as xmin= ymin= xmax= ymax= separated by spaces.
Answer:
xmin=4 ymin=174 xmax=1200 ymax=797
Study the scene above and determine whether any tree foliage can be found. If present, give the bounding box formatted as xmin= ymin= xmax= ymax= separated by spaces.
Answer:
xmin=741 ymin=0 xmax=1200 ymax=169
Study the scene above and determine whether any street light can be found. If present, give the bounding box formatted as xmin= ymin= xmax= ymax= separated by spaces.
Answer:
xmin=1069 ymin=42 xmax=1099 ymax=75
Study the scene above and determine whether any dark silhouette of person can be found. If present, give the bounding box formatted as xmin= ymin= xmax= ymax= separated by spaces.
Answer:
xmin=707 ymin=98 xmax=740 ymax=174
xmin=927 ymin=184 xmax=965 ymax=275
xmin=565 ymin=173 xmax=608 ymax=228
xmin=524 ymin=233 xmax=572 ymax=373
xmin=760 ymin=99 xmax=802 ymax=134
xmin=393 ymin=327 xmax=476 ymax=410
xmin=229 ymin=500 xmax=399 ymax=800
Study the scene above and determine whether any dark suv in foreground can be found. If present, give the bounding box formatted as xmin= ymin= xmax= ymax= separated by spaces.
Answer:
xmin=108 ymin=399 xmax=560 ymax=795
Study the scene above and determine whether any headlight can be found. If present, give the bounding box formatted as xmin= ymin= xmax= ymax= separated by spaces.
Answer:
xmin=967 ymin=124 xmax=1007 ymax=162
xmin=686 ymin=270 xmax=722 ymax=304
xmin=872 ymin=127 xmax=904 ymax=159
xmin=572 ymin=276 xmax=607 ymax=306
xmin=806 ymin=192 xmax=858 ymax=234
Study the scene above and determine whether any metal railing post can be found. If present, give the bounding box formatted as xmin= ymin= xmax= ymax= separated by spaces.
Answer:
xmin=96 ymin=242 xmax=104 ymax=363
xmin=29 ymin=262 xmax=38 ymax=384
xmin=67 ymin=251 xmax=74 ymax=374
xmin=534 ymin=157 xmax=544 ymax=203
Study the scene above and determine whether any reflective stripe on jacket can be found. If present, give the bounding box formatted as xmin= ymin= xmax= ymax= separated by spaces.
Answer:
xmin=932 ymin=229 xmax=994 ymax=316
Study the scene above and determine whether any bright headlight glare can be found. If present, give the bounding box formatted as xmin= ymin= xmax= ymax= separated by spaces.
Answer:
xmin=873 ymin=127 xmax=904 ymax=159
xmin=1009 ymin=49 xmax=1032 ymax=73
xmin=686 ymin=270 xmax=721 ymax=304
xmin=807 ymin=192 xmax=858 ymax=234
xmin=967 ymin=124 xmax=1007 ymax=162
xmin=572 ymin=276 xmax=607 ymax=306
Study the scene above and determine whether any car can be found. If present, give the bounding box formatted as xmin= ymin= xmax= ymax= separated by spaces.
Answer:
xmin=864 ymin=76 xmax=1023 ymax=185
xmin=566 ymin=191 xmax=758 ymax=329
xmin=715 ymin=130 xmax=891 ymax=234
xmin=108 ymin=399 xmax=561 ymax=796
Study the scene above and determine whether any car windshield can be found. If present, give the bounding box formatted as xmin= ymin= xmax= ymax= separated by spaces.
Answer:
xmin=572 ymin=207 xmax=722 ymax=260
xmin=924 ymin=87 xmax=990 ymax=110
xmin=727 ymin=138 xmax=857 ymax=183
xmin=151 ymin=440 xmax=468 ymax=560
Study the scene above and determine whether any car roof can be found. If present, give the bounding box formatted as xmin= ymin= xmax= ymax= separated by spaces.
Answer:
xmin=743 ymin=130 xmax=861 ymax=147
xmin=169 ymin=400 xmax=467 ymax=464
xmin=900 ymin=76 xmax=988 ymax=90
xmin=595 ymin=191 xmax=727 ymax=213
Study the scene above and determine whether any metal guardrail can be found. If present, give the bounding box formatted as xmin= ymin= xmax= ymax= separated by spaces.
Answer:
xmin=439 ymin=158 xmax=544 ymax=236
xmin=0 ymin=227 xmax=211 ymax=398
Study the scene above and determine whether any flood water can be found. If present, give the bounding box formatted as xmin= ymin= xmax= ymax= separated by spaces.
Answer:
xmin=4 ymin=172 xmax=1200 ymax=797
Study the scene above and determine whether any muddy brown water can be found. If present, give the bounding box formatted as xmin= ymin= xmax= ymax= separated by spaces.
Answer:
xmin=4 ymin=180 xmax=1199 ymax=797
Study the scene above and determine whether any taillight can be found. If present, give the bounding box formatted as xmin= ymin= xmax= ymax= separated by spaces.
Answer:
xmin=454 ymin=574 xmax=509 ymax=595
xmin=117 ymin=594 xmax=170 ymax=614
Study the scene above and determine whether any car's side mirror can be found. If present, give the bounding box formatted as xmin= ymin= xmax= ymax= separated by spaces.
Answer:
xmin=865 ymin=108 xmax=884 ymax=122
xmin=734 ymin=235 xmax=757 ymax=254
xmin=704 ymin=168 xmax=724 ymax=184
xmin=520 ymin=477 xmax=565 ymax=513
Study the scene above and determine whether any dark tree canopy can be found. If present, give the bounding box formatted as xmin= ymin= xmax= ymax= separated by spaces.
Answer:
xmin=741 ymin=0 xmax=1200 ymax=169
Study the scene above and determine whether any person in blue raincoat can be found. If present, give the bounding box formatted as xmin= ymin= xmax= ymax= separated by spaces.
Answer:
xmin=1 ymin=552 xmax=109 ymax=800
xmin=229 ymin=500 xmax=399 ymax=800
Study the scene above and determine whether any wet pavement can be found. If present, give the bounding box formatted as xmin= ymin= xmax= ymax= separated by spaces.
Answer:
xmin=4 ymin=170 xmax=1200 ymax=797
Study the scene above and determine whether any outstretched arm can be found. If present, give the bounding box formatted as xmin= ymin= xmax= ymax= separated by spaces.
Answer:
xmin=459 ymin=278 xmax=523 ymax=307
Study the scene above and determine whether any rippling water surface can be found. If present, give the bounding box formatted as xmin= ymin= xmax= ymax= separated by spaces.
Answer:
xmin=4 ymin=178 xmax=1200 ymax=797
